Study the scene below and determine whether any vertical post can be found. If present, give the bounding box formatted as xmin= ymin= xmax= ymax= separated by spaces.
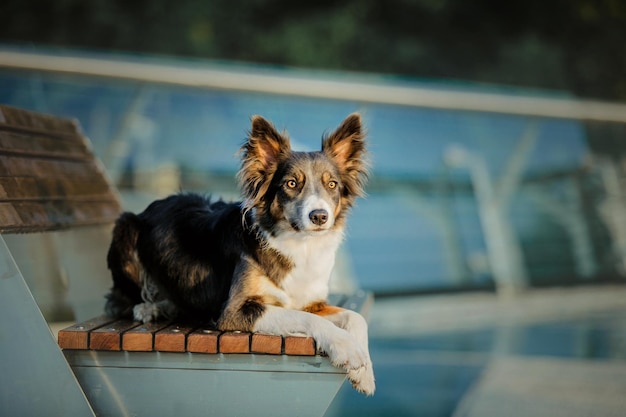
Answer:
xmin=527 ymin=179 xmax=596 ymax=279
xmin=445 ymin=121 xmax=539 ymax=295
xmin=469 ymin=156 xmax=528 ymax=294
xmin=597 ymin=158 xmax=626 ymax=273
xmin=436 ymin=169 xmax=471 ymax=285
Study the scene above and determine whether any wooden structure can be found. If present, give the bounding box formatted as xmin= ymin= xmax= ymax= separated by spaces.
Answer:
xmin=0 ymin=105 xmax=120 ymax=232
xmin=59 ymin=314 xmax=324 ymax=356
xmin=0 ymin=104 xmax=371 ymax=417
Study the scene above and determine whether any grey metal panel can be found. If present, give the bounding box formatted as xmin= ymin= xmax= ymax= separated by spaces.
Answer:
xmin=66 ymin=351 xmax=346 ymax=417
xmin=3 ymin=225 xmax=116 ymax=323
xmin=0 ymin=235 xmax=96 ymax=417
xmin=65 ymin=350 xmax=345 ymax=374
xmin=53 ymin=226 xmax=115 ymax=321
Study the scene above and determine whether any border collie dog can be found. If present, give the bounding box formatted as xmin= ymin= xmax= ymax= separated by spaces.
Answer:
xmin=105 ymin=113 xmax=374 ymax=395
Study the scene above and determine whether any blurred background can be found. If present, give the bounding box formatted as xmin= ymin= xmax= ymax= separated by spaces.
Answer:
xmin=2 ymin=1 xmax=626 ymax=416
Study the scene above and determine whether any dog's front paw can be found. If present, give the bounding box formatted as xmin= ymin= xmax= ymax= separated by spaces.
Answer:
xmin=348 ymin=361 xmax=375 ymax=396
xmin=133 ymin=302 xmax=158 ymax=323
xmin=320 ymin=330 xmax=367 ymax=371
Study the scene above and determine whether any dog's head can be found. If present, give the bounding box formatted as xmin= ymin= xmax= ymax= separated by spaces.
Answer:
xmin=239 ymin=113 xmax=368 ymax=235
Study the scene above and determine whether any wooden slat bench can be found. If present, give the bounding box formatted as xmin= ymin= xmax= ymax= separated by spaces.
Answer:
xmin=0 ymin=104 xmax=373 ymax=417
xmin=59 ymin=292 xmax=371 ymax=355
xmin=56 ymin=291 xmax=372 ymax=417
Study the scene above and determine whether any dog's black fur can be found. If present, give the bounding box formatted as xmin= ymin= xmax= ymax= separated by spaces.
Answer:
xmin=106 ymin=196 xmax=255 ymax=324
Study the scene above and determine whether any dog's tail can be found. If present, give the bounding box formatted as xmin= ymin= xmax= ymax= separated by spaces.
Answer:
xmin=105 ymin=212 xmax=144 ymax=318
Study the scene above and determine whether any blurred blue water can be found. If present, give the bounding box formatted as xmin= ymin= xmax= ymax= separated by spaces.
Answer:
xmin=327 ymin=307 xmax=626 ymax=416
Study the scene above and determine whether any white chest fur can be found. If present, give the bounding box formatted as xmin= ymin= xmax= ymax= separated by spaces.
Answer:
xmin=266 ymin=229 xmax=344 ymax=309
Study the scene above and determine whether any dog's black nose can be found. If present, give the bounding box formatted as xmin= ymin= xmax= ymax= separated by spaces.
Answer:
xmin=309 ymin=209 xmax=329 ymax=226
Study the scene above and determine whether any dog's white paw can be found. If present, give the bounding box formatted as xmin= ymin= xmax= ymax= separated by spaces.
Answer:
xmin=321 ymin=331 xmax=368 ymax=371
xmin=348 ymin=361 xmax=376 ymax=396
xmin=133 ymin=302 xmax=158 ymax=323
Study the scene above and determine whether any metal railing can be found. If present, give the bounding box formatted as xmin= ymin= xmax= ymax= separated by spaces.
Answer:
xmin=1 ymin=47 xmax=626 ymax=122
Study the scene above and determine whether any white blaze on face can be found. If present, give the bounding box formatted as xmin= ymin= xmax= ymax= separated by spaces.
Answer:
xmin=301 ymin=194 xmax=334 ymax=230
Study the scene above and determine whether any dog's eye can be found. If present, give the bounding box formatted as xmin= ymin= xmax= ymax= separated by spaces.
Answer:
xmin=286 ymin=180 xmax=297 ymax=189
xmin=328 ymin=181 xmax=338 ymax=189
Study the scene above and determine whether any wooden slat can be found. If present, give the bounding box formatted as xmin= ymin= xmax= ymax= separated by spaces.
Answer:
xmin=0 ymin=202 xmax=22 ymax=231
xmin=0 ymin=176 xmax=112 ymax=201
xmin=154 ymin=324 xmax=195 ymax=352
xmin=0 ymin=130 xmax=90 ymax=161
xmin=0 ymin=200 xmax=121 ymax=233
xmin=284 ymin=336 xmax=316 ymax=356
xmin=219 ymin=332 xmax=251 ymax=353
xmin=187 ymin=329 xmax=221 ymax=354
xmin=57 ymin=315 xmax=116 ymax=350
xmin=90 ymin=320 xmax=139 ymax=351
xmin=0 ymin=105 xmax=78 ymax=135
xmin=251 ymin=333 xmax=283 ymax=355
xmin=0 ymin=156 xmax=107 ymax=179
xmin=122 ymin=321 xmax=169 ymax=352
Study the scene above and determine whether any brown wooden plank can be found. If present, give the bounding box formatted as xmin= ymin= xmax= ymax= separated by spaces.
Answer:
xmin=284 ymin=336 xmax=316 ymax=356
xmin=0 ymin=176 xmax=113 ymax=201
xmin=57 ymin=315 xmax=116 ymax=350
xmin=0 ymin=105 xmax=79 ymax=135
xmin=154 ymin=324 xmax=195 ymax=352
xmin=0 ymin=131 xmax=90 ymax=161
xmin=0 ymin=199 xmax=121 ymax=233
xmin=250 ymin=333 xmax=283 ymax=355
xmin=187 ymin=329 xmax=221 ymax=354
xmin=90 ymin=319 xmax=140 ymax=351
xmin=0 ymin=203 xmax=22 ymax=231
xmin=219 ymin=332 xmax=251 ymax=353
xmin=122 ymin=321 xmax=169 ymax=352
xmin=0 ymin=157 xmax=111 ymax=187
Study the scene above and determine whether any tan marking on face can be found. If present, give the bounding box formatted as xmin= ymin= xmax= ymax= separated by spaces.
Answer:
xmin=333 ymin=197 xmax=342 ymax=220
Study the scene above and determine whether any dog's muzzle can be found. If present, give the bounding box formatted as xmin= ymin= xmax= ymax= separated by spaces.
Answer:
xmin=309 ymin=209 xmax=329 ymax=226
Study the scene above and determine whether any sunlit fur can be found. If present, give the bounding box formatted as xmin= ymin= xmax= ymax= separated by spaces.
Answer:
xmin=105 ymin=113 xmax=375 ymax=395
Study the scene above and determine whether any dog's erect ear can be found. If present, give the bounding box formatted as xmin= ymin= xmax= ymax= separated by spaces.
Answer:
xmin=323 ymin=113 xmax=363 ymax=164
xmin=322 ymin=113 xmax=369 ymax=199
xmin=247 ymin=115 xmax=291 ymax=169
xmin=239 ymin=116 xmax=291 ymax=211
